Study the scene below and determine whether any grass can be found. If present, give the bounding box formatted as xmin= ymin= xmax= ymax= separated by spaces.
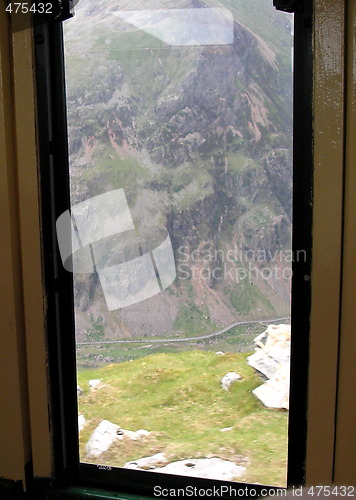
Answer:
xmin=226 ymin=150 xmax=252 ymax=173
xmin=75 ymin=321 xmax=285 ymax=369
xmin=78 ymin=350 xmax=288 ymax=486
xmin=225 ymin=278 xmax=276 ymax=317
xmin=173 ymin=301 xmax=217 ymax=337
xmin=218 ymin=0 xmax=293 ymax=58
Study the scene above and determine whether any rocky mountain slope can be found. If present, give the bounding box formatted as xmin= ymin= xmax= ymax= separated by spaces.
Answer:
xmin=63 ymin=0 xmax=294 ymax=339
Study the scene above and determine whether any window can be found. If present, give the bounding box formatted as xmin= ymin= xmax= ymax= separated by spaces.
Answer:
xmin=34 ymin=0 xmax=312 ymax=495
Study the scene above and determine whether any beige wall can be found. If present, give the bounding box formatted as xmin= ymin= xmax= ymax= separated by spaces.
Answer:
xmin=0 ymin=9 xmax=51 ymax=483
xmin=333 ymin=0 xmax=356 ymax=484
xmin=0 ymin=0 xmax=355 ymax=489
xmin=306 ymin=0 xmax=356 ymax=486
xmin=0 ymin=7 xmax=31 ymax=482
xmin=306 ymin=0 xmax=345 ymax=484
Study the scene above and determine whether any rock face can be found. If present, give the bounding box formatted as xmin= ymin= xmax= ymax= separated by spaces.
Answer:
xmin=221 ymin=371 xmax=241 ymax=390
xmin=88 ymin=379 xmax=102 ymax=389
xmin=253 ymin=362 xmax=290 ymax=410
xmin=154 ymin=458 xmax=246 ymax=481
xmin=86 ymin=419 xmax=120 ymax=457
xmin=125 ymin=453 xmax=167 ymax=470
xmin=125 ymin=455 xmax=246 ymax=481
xmin=120 ymin=429 xmax=151 ymax=441
xmin=78 ymin=414 xmax=86 ymax=433
xmin=247 ymin=323 xmax=290 ymax=410
xmin=86 ymin=419 xmax=150 ymax=457
xmin=64 ymin=0 xmax=294 ymax=341
xmin=135 ymin=429 xmax=150 ymax=438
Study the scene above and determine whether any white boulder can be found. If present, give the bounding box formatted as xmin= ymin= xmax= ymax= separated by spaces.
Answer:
xmin=252 ymin=362 xmax=290 ymax=410
xmin=221 ymin=371 xmax=241 ymax=390
xmin=89 ymin=379 xmax=102 ymax=389
xmin=247 ymin=324 xmax=291 ymax=410
xmin=78 ymin=414 xmax=86 ymax=433
xmin=122 ymin=429 xmax=139 ymax=441
xmin=86 ymin=419 xmax=120 ymax=457
xmin=135 ymin=429 xmax=150 ymax=438
xmin=125 ymin=455 xmax=247 ymax=481
xmin=153 ymin=458 xmax=246 ymax=481
xmin=125 ymin=453 xmax=167 ymax=470
xmin=116 ymin=428 xmax=150 ymax=441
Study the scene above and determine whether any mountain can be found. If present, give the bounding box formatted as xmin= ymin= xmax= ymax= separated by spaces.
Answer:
xmin=63 ymin=0 xmax=294 ymax=340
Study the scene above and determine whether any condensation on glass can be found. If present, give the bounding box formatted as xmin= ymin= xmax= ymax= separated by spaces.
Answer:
xmin=61 ymin=0 xmax=294 ymax=486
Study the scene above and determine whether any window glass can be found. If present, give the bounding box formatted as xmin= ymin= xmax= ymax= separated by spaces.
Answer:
xmin=61 ymin=0 xmax=293 ymax=487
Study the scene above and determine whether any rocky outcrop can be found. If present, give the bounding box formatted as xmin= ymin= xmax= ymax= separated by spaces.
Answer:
xmin=86 ymin=419 xmax=150 ymax=457
xmin=88 ymin=379 xmax=102 ymax=390
xmin=78 ymin=414 xmax=86 ymax=433
xmin=120 ymin=429 xmax=150 ymax=441
xmin=221 ymin=372 xmax=241 ymax=390
xmin=125 ymin=453 xmax=167 ymax=470
xmin=86 ymin=419 xmax=120 ymax=457
xmin=65 ymin=0 xmax=293 ymax=342
xmin=247 ymin=323 xmax=290 ymax=410
xmin=139 ymin=457 xmax=246 ymax=481
xmin=253 ymin=362 xmax=290 ymax=410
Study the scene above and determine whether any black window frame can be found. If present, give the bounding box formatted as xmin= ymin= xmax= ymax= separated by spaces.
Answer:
xmin=34 ymin=0 xmax=313 ymax=495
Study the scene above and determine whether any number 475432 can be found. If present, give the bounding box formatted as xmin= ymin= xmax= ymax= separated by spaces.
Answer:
xmin=307 ymin=486 xmax=355 ymax=497
xmin=5 ymin=3 xmax=53 ymax=14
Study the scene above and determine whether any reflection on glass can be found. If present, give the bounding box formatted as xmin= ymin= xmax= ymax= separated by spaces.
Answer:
xmin=63 ymin=0 xmax=293 ymax=486
xmin=112 ymin=8 xmax=234 ymax=46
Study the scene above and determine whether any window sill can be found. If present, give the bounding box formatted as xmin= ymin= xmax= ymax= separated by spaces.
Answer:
xmin=34 ymin=484 xmax=155 ymax=500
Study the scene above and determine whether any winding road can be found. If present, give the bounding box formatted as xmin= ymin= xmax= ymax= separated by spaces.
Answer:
xmin=77 ymin=316 xmax=290 ymax=346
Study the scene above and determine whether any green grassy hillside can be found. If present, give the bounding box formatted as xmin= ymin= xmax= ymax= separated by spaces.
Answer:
xmin=78 ymin=351 xmax=288 ymax=486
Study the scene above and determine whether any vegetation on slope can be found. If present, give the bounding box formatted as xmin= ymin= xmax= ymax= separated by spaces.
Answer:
xmin=64 ymin=0 xmax=293 ymax=338
xmin=78 ymin=351 xmax=288 ymax=486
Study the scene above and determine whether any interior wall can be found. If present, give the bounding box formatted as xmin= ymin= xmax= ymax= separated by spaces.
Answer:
xmin=0 ymin=0 xmax=355 ymax=489
xmin=0 ymin=10 xmax=51 ymax=484
xmin=306 ymin=0 xmax=356 ymax=485
xmin=306 ymin=0 xmax=345 ymax=484
xmin=333 ymin=0 xmax=356 ymax=484
xmin=0 ymin=6 xmax=31 ymax=484
xmin=10 ymin=13 xmax=52 ymax=480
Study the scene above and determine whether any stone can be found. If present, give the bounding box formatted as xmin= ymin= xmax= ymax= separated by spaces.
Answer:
xmin=122 ymin=429 xmax=139 ymax=441
xmin=77 ymin=385 xmax=83 ymax=397
xmin=152 ymin=458 xmax=246 ymax=481
xmin=78 ymin=414 xmax=86 ymax=432
xmin=89 ymin=379 xmax=102 ymax=389
xmin=252 ymin=324 xmax=291 ymax=364
xmin=247 ymin=348 xmax=278 ymax=379
xmin=114 ymin=428 xmax=150 ymax=441
xmin=252 ymin=362 xmax=290 ymax=410
xmin=247 ymin=323 xmax=291 ymax=410
xmin=125 ymin=453 xmax=167 ymax=470
xmin=86 ymin=419 xmax=120 ymax=457
xmin=135 ymin=429 xmax=150 ymax=438
xmin=215 ymin=351 xmax=225 ymax=356
xmin=221 ymin=371 xmax=241 ymax=390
